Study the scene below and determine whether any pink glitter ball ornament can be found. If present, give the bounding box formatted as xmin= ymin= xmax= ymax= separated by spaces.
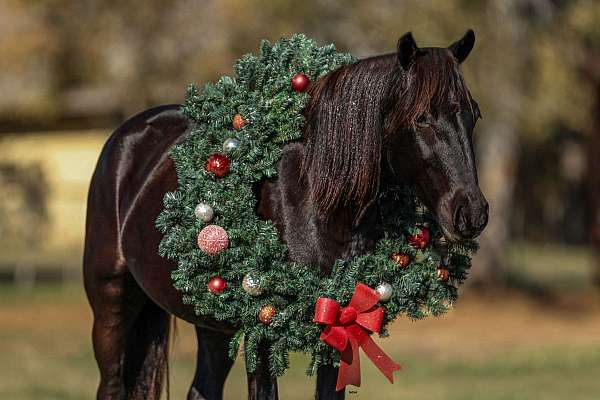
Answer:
xmin=197 ymin=225 xmax=229 ymax=255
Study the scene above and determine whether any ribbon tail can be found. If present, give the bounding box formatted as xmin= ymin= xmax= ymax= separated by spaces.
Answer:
xmin=361 ymin=336 xmax=402 ymax=384
xmin=336 ymin=338 xmax=361 ymax=391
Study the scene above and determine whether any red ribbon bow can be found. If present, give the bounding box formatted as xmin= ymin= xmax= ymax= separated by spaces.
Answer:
xmin=313 ymin=283 xmax=402 ymax=391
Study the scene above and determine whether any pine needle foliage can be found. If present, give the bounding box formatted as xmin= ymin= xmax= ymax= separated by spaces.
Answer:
xmin=156 ymin=34 xmax=477 ymax=377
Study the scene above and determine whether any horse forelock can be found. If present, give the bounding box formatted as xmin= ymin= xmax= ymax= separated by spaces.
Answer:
xmin=301 ymin=49 xmax=473 ymax=219
xmin=387 ymin=48 xmax=474 ymax=128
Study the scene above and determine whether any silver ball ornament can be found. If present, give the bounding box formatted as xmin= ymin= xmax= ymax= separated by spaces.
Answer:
xmin=194 ymin=202 xmax=214 ymax=222
xmin=242 ymin=273 xmax=263 ymax=296
xmin=376 ymin=282 xmax=393 ymax=302
xmin=222 ymin=138 xmax=241 ymax=153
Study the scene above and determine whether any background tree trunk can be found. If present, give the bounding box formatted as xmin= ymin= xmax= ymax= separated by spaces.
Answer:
xmin=583 ymin=53 xmax=600 ymax=288
xmin=468 ymin=0 xmax=528 ymax=286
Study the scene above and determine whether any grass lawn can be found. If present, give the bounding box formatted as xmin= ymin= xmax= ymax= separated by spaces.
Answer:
xmin=1 ymin=281 xmax=600 ymax=400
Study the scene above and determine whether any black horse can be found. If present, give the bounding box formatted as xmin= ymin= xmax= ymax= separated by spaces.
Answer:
xmin=84 ymin=31 xmax=488 ymax=400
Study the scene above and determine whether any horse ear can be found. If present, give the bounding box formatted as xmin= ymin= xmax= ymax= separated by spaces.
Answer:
xmin=448 ymin=29 xmax=475 ymax=64
xmin=397 ymin=32 xmax=418 ymax=70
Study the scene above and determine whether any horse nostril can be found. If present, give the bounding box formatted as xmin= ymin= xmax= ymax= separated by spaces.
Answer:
xmin=453 ymin=204 xmax=467 ymax=233
xmin=477 ymin=208 xmax=489 ymax=231
xmin=474 ymin=200 xmax=489 ymax=232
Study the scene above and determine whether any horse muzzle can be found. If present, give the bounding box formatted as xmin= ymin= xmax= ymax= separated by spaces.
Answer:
xmin=435 ymin=188 xmax=488 ymax=243
xmin=451 ymin=190 xmax=489 ymax=240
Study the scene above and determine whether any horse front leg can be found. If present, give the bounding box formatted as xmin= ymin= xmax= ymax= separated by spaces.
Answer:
xmin=316 ymin=365 xmax=345 ymax=400
xmin=246 ymin=341 xmax=278 ymax=400
xmin=187 ymin=327 xmax=235 ymax=400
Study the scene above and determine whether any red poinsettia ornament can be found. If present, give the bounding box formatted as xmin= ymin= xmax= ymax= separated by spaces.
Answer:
xmin=391 ymin=253 xmax=410 ymax=268
xmin=407 ymin=226 xmax=431 ymax=249
xmin=205 ymin=153 xmax=230 ymax=178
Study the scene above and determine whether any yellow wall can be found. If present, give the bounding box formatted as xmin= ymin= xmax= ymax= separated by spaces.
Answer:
xmin=1 ymin=131 xmax=109 ymax=262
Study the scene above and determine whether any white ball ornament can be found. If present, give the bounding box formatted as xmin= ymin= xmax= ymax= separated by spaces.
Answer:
xmin=242 ymin=273 xmax=263 ymax=296
xmin=376 ymin=282 xmax=393 ymax=302
xmin=194 ymin=203 xmax=214 ymax=222
xmin=223 ymin=138 xmax=241 ymax=153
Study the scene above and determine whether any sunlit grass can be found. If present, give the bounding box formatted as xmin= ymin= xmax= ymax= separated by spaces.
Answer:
xmin=508 ymin=241 xmax=594 ymax=291
xmin=1 ymin=268 xmax=600 ymax=399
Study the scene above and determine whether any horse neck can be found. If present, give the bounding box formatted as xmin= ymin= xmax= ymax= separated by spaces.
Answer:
xmin=257 ymin=58 xmax=401 ymax=271
xmin=257 ymin=151 xmax=382 ymax=272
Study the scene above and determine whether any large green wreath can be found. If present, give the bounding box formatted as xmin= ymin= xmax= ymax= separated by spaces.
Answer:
xmin=156 ymin=34 xmax=478 ymax=376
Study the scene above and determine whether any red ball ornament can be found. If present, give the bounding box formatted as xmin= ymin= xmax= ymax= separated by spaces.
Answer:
xmin=208 ymin=276 xmax=228 ymax=294
xmin=408 ymin=226 xmax=431 ymax=249
xmin=232 ymin=113 xmax=246 ymax=130
xmin=437 ymin=267 xmax=450 ymax=282
xmin=197 ymin=224 xmax=229 ymax=255
xmin=291 ymin=72 xmax=310 ymax=92
xmin=205 ymin=153 xmax=230 ymax=178
xmin=391 ymin=253 xmax=410 ymax=268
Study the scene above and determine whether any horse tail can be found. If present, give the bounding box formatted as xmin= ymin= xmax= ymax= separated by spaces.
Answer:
xmin=123 ymin=300 xmax=172 ymax=400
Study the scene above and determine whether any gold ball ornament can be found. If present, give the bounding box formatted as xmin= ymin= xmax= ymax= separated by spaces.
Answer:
xmin=242 ymin=273 xmax=263 ymax=296
xmin=259 ymin=304 xmax=277 ymax=325
xmin=232 ymin=113 xmax=246 ymax=130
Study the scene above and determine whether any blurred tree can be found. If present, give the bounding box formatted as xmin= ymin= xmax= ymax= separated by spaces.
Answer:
xmin=0 ymin=0 xmax=56 ymax=124
xmin=568 ymin=1 xmax=600 ymax=287
xmin=466 ymin=0 xmax=530 ymax=286
xmin=1 ymin=0 xmax=598 ymax=288
xmin=586 ymin=69 xmax=600 ymax=287
xmin=0 ymin=162 xmax=49 ymax=249
xmin=469 ymin=0 xmax=598 ymax=286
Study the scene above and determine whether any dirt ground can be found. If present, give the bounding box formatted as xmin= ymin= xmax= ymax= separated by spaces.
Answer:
xmin=1 ymin=284 xmax=599 ymax=400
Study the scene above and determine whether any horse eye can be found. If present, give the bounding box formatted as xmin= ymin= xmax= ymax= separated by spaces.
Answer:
xmin=451 ymin=102 xmax=460 ymax=114
xmin=416 ymin=113 xmax=429 ymax=126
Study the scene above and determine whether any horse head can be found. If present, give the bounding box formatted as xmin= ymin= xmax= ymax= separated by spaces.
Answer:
xmin=383 ymin=30 xmax=488 ymax=242
xmin=303 ymin=30 xmax=488 ymax=243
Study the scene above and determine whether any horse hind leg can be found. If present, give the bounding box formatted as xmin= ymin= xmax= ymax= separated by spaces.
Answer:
xmin=123 ymin=297 xmax=172 ymax=399
xmin=85 ymin=257 xmax=171 ymax=400
xmin=187 ymin=327 xmax=235 ymax=400
xmin=85 ymin=254 xmax=140 ymax=399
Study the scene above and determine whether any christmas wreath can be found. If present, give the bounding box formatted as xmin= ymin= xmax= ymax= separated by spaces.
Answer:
xmin=156 ymin=34 xmax=478 ymax=389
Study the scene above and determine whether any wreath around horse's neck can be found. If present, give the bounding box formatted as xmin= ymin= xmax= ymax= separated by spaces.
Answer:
xmin=156 ymin=34 xmax=478 ymax=389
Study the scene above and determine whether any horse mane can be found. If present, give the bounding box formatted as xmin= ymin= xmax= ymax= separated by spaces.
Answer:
xmin=302 ymin=49 xmax=473 ymax=218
